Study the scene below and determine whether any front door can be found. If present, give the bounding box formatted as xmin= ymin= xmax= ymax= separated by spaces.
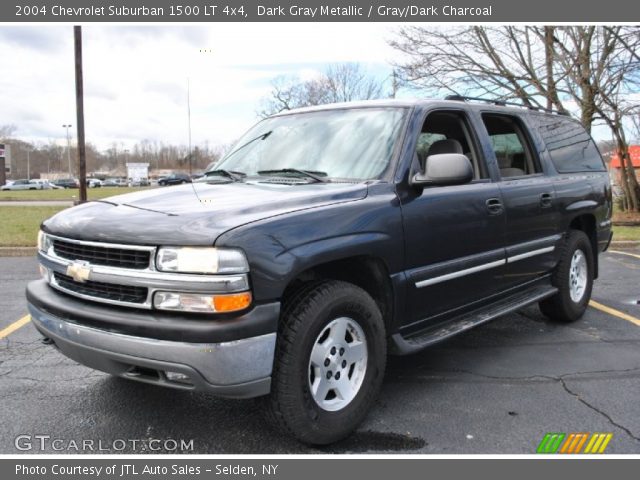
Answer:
xmin=400 ymin=109 xmax=507 ymax=331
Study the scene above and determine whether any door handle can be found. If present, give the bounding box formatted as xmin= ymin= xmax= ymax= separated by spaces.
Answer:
xmin=485 ymin=198 xmax=503 ymax=215
xmin=540 ymin=193 xmax=553 ymax=208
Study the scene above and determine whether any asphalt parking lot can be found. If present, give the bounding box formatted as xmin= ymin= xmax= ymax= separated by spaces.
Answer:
xmin=1 ymin=251 xmax=639 ymax=454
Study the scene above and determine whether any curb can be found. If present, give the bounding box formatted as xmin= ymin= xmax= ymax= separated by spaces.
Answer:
xmin=0 ymin=247 xmax=37 ymax=257
xmin=610 ymin=241 xmax=640 ymax=248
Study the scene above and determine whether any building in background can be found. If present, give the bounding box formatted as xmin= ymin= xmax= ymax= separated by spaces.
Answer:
xmin=0 ymin=143 xmax=11 ymax=185
xmin=610 ymin=146 xmax=640 ymax=184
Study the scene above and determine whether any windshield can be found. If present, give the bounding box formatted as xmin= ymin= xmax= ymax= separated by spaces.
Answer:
xmin=214 ymin=108 xmax=407 ymax=180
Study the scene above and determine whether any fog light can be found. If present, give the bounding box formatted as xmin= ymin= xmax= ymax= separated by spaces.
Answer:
xmin=165 ymin=371 xmax=192 ymax=385
xmin=153 ymin=291 xmax=252 ymax=313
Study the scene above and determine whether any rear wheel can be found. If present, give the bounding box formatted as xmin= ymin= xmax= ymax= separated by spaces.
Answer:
xmin=539 ymin=230 xmax=594 ymax=323
xmin=266 ymin=280 xmax=386 ymax=445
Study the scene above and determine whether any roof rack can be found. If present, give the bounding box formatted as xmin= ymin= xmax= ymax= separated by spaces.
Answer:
xmin=444 ymin=95 xmax=569 ymax=116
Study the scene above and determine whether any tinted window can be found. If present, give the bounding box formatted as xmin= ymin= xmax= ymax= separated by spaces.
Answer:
xmin=529 ymin=114 xmax=605 ymax=173
xmin=417 ymin=111 xmax=486 ymax=179
xmin=482 ymin=114 xmax=541 ymax=178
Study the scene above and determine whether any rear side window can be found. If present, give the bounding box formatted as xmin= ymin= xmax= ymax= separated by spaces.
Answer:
xmin=529 ymin=114 xmax=605 ymax=173
xmin=481 ymin=113 xmax=541 ymax=178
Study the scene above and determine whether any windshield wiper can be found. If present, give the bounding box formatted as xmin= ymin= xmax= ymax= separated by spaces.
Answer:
xmin=257 ymin=168 xmax=329 ymax=183
xmin=203 ymin=169 xmax=246 ymax=182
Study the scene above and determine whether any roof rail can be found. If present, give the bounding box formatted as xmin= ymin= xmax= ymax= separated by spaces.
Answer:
xmin=444 ymin=95 xmax=569 ymax=116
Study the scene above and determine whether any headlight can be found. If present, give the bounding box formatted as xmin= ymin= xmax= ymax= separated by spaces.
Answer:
xmin=155 ymin=247 xmax=249 ymax=274
xmin=37 ymin=231 xmax=52 ymax=253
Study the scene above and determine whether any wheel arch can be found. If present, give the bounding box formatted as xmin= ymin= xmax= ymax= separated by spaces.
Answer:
xmin=282 ymin=255 xmax=395 ymax=333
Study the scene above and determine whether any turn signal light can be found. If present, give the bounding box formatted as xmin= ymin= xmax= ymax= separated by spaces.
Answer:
xmin=213 ymin=292 xmax=252 ymax=313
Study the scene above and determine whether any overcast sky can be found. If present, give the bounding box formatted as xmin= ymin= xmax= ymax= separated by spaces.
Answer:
xmin=0 ymin=25 xmax=401 ymax=151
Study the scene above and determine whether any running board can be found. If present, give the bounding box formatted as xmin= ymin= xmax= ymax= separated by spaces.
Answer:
xmin=391 ymin=285 xmax=558 ymax=355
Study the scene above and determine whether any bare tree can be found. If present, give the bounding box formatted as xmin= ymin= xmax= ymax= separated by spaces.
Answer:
xmin=390 ymin=25 xmax=640 ymax=211
xmin=552 ymin=27 xmax=640 ymax=210
xmin=389 ymin=26 xmax=566 ymax=112
xmin=631 ymin=112 xmax=640 ymax=143
xmin=259 ymin=63 xmax=385 ymax=117
xmin=0 ymin=124 xmax=17 ymax=141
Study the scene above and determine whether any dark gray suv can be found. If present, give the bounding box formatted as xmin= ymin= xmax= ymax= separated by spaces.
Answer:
xmin=27 ymin=97 xmax=612 ymax=444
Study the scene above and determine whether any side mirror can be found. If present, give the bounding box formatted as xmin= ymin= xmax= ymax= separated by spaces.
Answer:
xmin=411 ymin=153 xmax=473 ymax=187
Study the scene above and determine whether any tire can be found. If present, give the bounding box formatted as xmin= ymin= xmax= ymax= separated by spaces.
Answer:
xmin=539 ymin=230 xmax=594 ymax=323
xmin=266 ymin=280 xmax=386 ymax=445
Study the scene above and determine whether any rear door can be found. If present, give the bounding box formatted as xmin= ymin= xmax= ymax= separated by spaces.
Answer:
xmin=400 ymin=109 xmax=507 ymax=329
xmin=479 ymin=112 xmax=560 ymax=288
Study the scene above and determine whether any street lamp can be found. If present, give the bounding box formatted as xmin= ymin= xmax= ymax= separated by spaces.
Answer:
xmin=62 ymin=124 xmax=72 ymax=177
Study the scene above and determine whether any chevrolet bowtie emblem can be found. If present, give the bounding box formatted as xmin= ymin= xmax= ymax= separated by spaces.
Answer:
xmin=66 ymin=261 xmax=91 ymax=283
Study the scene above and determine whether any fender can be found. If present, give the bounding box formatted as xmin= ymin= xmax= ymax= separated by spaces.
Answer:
xmin=215 ymin=186 xmax=404 ymax=302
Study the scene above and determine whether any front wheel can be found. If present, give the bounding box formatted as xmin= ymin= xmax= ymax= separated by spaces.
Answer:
xmin=539 ymin=230 xmax=594 ymax=323
xmin=266 ymin=280 xmax=386 ymax=445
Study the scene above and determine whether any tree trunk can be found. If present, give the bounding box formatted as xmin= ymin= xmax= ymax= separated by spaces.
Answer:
xmin=613 ymin=126 xmax=640 ymax=212
xmin=543 ymin=27 xmax=563 ymax=112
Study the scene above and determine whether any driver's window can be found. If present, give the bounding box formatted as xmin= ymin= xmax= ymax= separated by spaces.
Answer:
xmin=417 ymin=111 xmax=486 ymax=180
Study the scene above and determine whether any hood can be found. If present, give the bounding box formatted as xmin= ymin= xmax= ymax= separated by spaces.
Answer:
xmin=42 ymin=181 xmax=368 ymax=245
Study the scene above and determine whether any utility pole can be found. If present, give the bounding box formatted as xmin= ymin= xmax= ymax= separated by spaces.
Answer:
xmin=63 ymin=124 xmax=72 ymax=177
xmin=74 ymin=26 xmax=87 ymax=203
xmin=124 ymin=149 xmax=129 ymax=181
xmin=187 ymin=77 xmax=192 ymax=175
xmin=26 ymin=149 xmax=30 ymax=180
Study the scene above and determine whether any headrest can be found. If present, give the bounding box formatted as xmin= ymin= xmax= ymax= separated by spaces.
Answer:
xmin=427 ymin=139 xmax=463 ymax=157
xmin=496 ymin=155 xmax=512 ymax=169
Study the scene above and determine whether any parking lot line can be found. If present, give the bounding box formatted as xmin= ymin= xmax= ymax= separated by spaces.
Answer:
xmin=608 ymin=250 xmax=640 ymax=260
xmin=589 ymin=300 xmax=640 ymax=327
xmin=0 ymin=315 xmax=31 ymax=339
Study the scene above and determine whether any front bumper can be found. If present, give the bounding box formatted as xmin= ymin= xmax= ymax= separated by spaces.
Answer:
xmin=27 ymin=282 xmax=278 ymax=398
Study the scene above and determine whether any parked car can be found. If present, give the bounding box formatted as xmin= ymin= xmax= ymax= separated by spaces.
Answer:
xmin=28 ymin=98 xmax=612 ymax=445
xmin=128 ymin=178 xmax=150 ymax=187
xmin=1 ymin=179 xmax=40 ymax=190
xmin=30 ymin=179 xmax=55 ymax=190
xmin=158 ymin=173 xmax=192 ymax=186
xmin=53 ymin=178 xmax=79 ymax=189
xmin=87 ymin=178 xmax=102 ymax=188
xmin=102 ymin=178 xmax=127 ymax=187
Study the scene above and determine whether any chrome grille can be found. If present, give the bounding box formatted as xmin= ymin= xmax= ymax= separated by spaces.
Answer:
xmin=53 ymin=272 xmax=148 ymax=304
xmin=39 ymin=234 xmax=249 ymax=310
xmin=53 ymin=239 xmax=151 ymax=270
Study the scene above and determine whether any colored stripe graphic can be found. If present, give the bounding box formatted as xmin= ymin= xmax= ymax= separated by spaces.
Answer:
xmin=563 ymin=433 xmax=588 ymax=453
xmin=538 ymin=432 xmax=613 ymax=454
xmin=537 ymin=433 xmax=565 ymax=453
xmin=584 ymin=433 xmax=613 ymax=454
